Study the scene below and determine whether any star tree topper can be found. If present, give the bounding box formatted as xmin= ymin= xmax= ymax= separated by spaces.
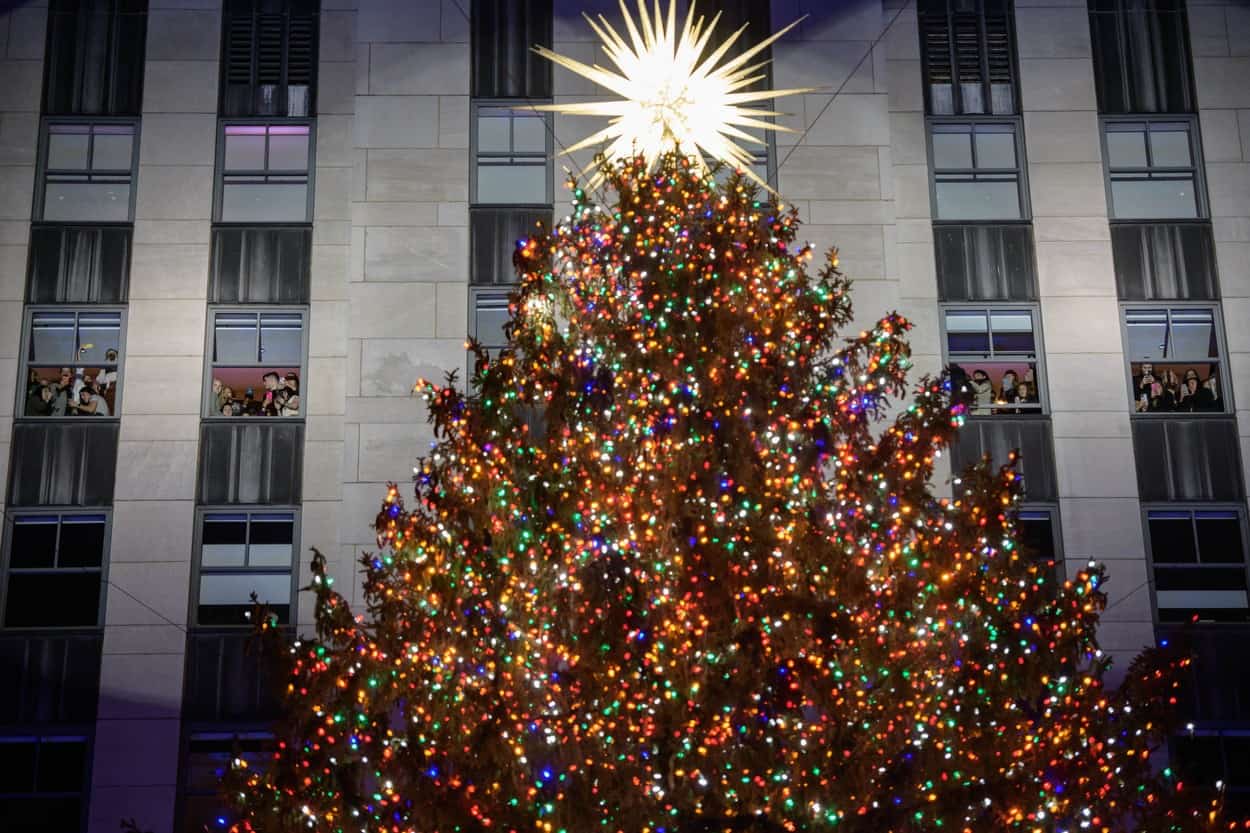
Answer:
xmin=534 ymin=0 xmax=812 ymax=192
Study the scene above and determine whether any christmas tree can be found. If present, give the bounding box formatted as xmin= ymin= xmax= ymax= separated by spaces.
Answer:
xmin=227 ymin=4 xmax=1230 ymax=832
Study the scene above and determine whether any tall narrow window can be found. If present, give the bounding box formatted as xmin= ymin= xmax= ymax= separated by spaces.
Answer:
xmin=221 ymin=0 xmax=319 ymax=117
xmin=471 ymin=0 xmax=553 ymax=99
xmin=1122 ymin=306 xmax=1227 ymax=414
xmin=0 ymin=735 xmax=90 ymax=832
xmin=20 ymin=309 xmax=124 ymax=418
xmin=929 ymin=121 xmax=1026 ymax=220
xmin=1103 ymin=119 xmax=1203 ymax=220
xmin=194 ymin=511 xmax=297 ymax=626
xmin=942 ymin=306 xmax=1046 ymax=415
xmin=37 ymin=122 xmax=138 ymax=223
xmin=918 ymin=0 xmax=1017 ymax=116
xmin=206 ymin=309 xmax=306 ymax=418
xmin=44 ymin=0 xmax=148 ymax=117
xmin=1146 ymin=508 xmax=1249 ymax=622
xmin=2 ymin=513 xmax=109 ymax=629
xmin=180 ymin=733 xmax=271 ymax=833
xmin=217 ymin=124 xmax=313 ymax=223
xmin=1088 ymin=0 xmax=1194 ymax=115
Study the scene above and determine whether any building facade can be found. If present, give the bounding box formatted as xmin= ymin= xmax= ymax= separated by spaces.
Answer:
xmin=0 ymin=0 xmax=1246 ymax=830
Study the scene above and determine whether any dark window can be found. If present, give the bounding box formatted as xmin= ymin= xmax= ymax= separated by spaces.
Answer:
xmin=1103 ymin=119 xmax=1202 ymax=219
xmin=197 ymin=422 xmax=304 ymax=505
xmin=3 ymin=514 xmax=107 ymax=629
xmin=1111 ymin=223 xmax=1218 ymax=301
xmin=179 ymin=733 xmax=271 ymax=833
xmin=1172 ymin=731 xmax=1250 ymax=815
xmin=1147 ymin=508 xmax=1248 ymax=622
xmin=209 ymin=227 xmax=310 ymax=304
xmin=183 ymin=632 xmax=284 ymax=722
xmin=934 ymin=224 xmax=1036 ymax=300
xmin=919 ymin=0 xmax=1016 ymax=116
xmin=1132 ymin=418 xmax=1243 ymax=502
xmin=27 ymin=226 xmax=130 ymax=304
xmin=217 ymin=123 xmax=313 ymax=223
xmin=1017 ymin=508 xmax=1059 ymax=564
xmin=0 ymin=736 xmax=89 ymax=833
xmin=471 ymin=0 xmax=552 ymax=99
xmin=1088 ymin=0 xmax=1194 ymax=115
xmin=38 ymin=122 xmax=138 ymax=223
xmin=1123 ymin=306 xmax=1226 ymax=414
xmin=221 ymin=0 xmax=318 ymax=117
xmin=7 ymin=422 xmax=119 ymax=507
xmin=943 ymin=306 xmax=1045 ymax=414
xmin=930 ymin=121 xmax=1025 ymax=220
xmin=950 ymin=418 xmax=1057 ymax=501
xmin=0 ymin=633 xmax=103 ymax=725
xmin=20 ymin=309 xmax=123 ymax=419
xmin=44 ymin=0 xmax=148 ymax=117
xmin=470 ymin=208 xmax=549 ymax=286
xmin=206 ymin=309 xmax=305 ymax=418
xmin=195 ymin=511 xmax=296 ymax=626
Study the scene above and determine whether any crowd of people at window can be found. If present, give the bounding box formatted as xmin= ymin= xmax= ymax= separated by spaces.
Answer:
xmin=23 ymin=355 xmax=117 ymax=417
xmin=951 ymin=364 xmax=1041 ymax=415
xmin=211 ymin=372 xmax=300 ymax=417
xmin=1132 ymin=363 xmax=1222 ymax=413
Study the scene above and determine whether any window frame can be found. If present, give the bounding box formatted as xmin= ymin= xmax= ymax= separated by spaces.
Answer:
xmin=42 ymin=0 xmax=149 ymax=118
xmin=926 ymin=116 xmax=1030 ymax=222
xmin=1119 ymin=301 xmax=1232 ymax=417
xmin=34 ymin=117 xmax=141 ymax=224
xmin=16 ymin=304 xmax=128 ymax=422
xmin=1142 ymin=503 xmax=1250 ymax=624
xmin=201 ymin=304 xmax=309 ymax=420
xmin=1087 ymin=0 xmax=1195 ymax=116
xmin=469 ymin=100 xmax=555 ymax=209
xmin=189 ymin=507 xmax=301 ymax=629
xmin=1101 ymin=116 xmax=1207 ymax=221
xmin=218 ymin=0 xmax=320 ymax=118
xmin=1016 ymin=503 xmax=1063 ymax=568
xmin=917 ymin=0 xmax=1020 ymax=117
xmin=0 ymin=733 xmax=92 ymax=833
xmin=0 ymin=509 xmax=112 ymax=631
xmin=939 ymin=302 xmax=1050 ymax=415
xmin=213 ymin=118 xmax=317 ymax=225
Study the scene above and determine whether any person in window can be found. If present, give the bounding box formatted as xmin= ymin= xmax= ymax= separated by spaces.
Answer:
xmin=280 ymin=372 xmax=300 ymax=417
xmin=1160 ymin=369 xmax=1182 ymax=412
xmin=948 ymin=363 xmax=971 ymax=411
xmin=969 ymin=369 xmax=995 ymax=415
xmin=261 ymin=372 xmax=284 ymax=416
xmin=212 ymin=378 xmax=229 ymax=414
xmin=96 ymin=350 xmax=118 ymax=392
xmin=48 ymin=373 xmax=72 ymax=416
xmin=26 ymin=384 xmax=53 ymax=416
xmin=72 ymin=385 xmax=110 ymax=416
xmin=242 ymin=387 xmax=262 ymax=416
xmin=1177 ymin=369 xmax=1203 ymax=412
xmin=1131 ymin=362 xmax=1154 ymax=394
xmin=1198 ymin=374 xmax=1222 ymax=412
xmin=1135 ymin=372 xmax=1174 ymax=413
xmin=995 ymin=370 xmax=1020 ymax=414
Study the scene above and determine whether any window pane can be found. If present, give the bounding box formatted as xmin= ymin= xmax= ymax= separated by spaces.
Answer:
xmin=1106 ymin=128 xmax=1147 ymax=168
xmin=1169 ymin=309 xmax=1216 ymax=359
xmin=476 ymin=164 xmax=547 ymax=204
xmin=30 ymin=312 xmax=78 ymax=364
xmin=477 ymin=113 xmax=511 ymax=153
xmin=974 ymin=128 xmax=1016 ymax=168
xmin=474 ymin=296 xmax=510 ymax=349
xmin=77 ymin=312 xmax=121 ymax=363
xmin=0 ymin=739 xmax=38 ymax=791
xmin=1150 ymin=126 xmax=1192 ymax=167
xmin=932 ymin=129 xmax=973 ymax=169
xmin=249 ymin=515 xmax=294 ymax=545
xmin=92 ymin=129 xmax=134 ymax=170
xmin=43 ymin=182 xmax=132 ymax=222
xmin=934 ymin=179 xmax=1021 ymax=220
xmin=199 ymin=573 xmax=291 ymax=606
xmin=220 ymin=181 xmax=309 ymax=222
xmin=46 ymin=127 xmax=90 ymax=169
xmin=223 ymin=128 xmax=267 ymax=170
xmin=202 ymin=514 xmax=249 ymax=567
xmin=945 ymin=309 xmax=990 ymax=353
xmin=1110 ymin=176 xmax=1197 ymax=219
xmin=512 ymin=115 xmax=547 ymax=153
xmin=1149 ymin=512 xmax=1197 ymax=564
xmin=1017 ymin=512 xmax=1056 ymax=561
xmin=1124 ymin=309 xmax=1168 ymax=361
xmin=1195 ymin=512 xmax=1245 ymax=565
xmin=6 ymin=572 xmax=101 ymax=627
xmin=268 ymin=129 xmax=310 ymax=171
xmin=58 ymin=516 xmax=107 ymax=568
xmin=10 ymin=517 xmax=58 ymax=569
xmin=214 ymin=313 xmax=259 ymax=364
xmin=37 ymin=739 xmax=87 ymax=792
xmin=259 ymin=313 xmax=303 ymax=365
xmin=989 ymin=310 xmax=1035 ymax=353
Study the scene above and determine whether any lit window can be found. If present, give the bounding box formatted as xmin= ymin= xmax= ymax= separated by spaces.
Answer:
xmin=942 ymin=306 xmax=1044 ymax=414
xmin=195 ymin=511 xmax=296 ymax=626
xmin=2 ymin=514 xmax=107 ymax=628
xmin=1123 ymin=306 xmax=1225 ymax=413
xmin=1104 ymin=120 xmax=1202 ymax=219
xmin=218 ymin=124 xmax=312 ymax=223
xmin=38 ymin=122 xmax=137 ymax=222
xmin=207 ymin=310 xmax=305 ymax=418
xmin=21 ymin=309 xmax=123 ymax=418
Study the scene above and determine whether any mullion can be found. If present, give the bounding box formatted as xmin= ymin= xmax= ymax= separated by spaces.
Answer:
xmin=977 ymin=4 xmax=991 ymax=115
xmin=244 ymin=512 xmax=254 ymax=568
xmin=946 ymin=7 xmax=961 ymax=113
xmin=54 ymin=516 xmax=64 ymax=570
xmin=1189 ymin=512 xmax=1204 ymax=565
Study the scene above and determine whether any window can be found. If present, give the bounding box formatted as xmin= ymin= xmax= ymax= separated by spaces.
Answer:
xmin=180 ymin=733 xmax=270 ymax=833
xmin=470 ymin=287 xmax=511 ymax=355
xmin=0 ymin=633 xmax=103 ymax=725
xmin=1111 ymin=222 xmax=1218 ymax=301
xmin=221 ymin=0 xmax=318 ymax=117
xmin=919 ymin=0 xmax=1017 ymax=116
xmin=950 ymin=419 xmax=1058 ymax=501
xmin=0 ymin=735 xmax=89 ymax=832
xmin=472 ymin=105 xmax=552 ymax=206
xmin=1017 ymin=508 xmax=1059 ymax=565
xmin=206 ymin=309 xmax=305 ymax=418
xmin=194 ymin=511 xmax=296 ymax=626
xmin=1146 ymin=508 xmax=1248 ymax=622
xmin=209 ymin=227 xmax=311 ymax=304
xmin=1088 ymin=0 xmax=1194 ymax=115
xmin=943 ymin=306 xmax=1045 ymax=414
xmin=2 ymin=513 xmax=108 ymax=629
xmin=27 ymin=226 xmax=131 ymax=304
xmin=1103 ymin=119 xmax=1202 ymax=219
xmin=1172 ymin=731 xmax=1250 ymax=816
xmin=197 ymin=422 xmax=304 ymax=505
xmin=7 ymin=424 xmax=120 ymax=508
xmin=44 ymin=0 xmax=148 ymax=117
xmin=20 ymin=309 xmax=123 ymax=419
xmin=934 ymin=224 xmax=1036 ymax=301
xmin=1122 ymin=306 xmax=1226 ymax=414
xmin=929 ymin=121 xmax=1025 ymax=220
xmin=37 ymin=122 xmax=137 ymax=222
xmin=471 ymin=0 xmax=552 ymax=99
xmin=217 ymin=124 xmax=313 ymax=223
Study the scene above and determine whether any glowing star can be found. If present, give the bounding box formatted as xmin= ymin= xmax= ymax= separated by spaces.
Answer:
xmin=534 ymin=0 xmax=812 ymax=192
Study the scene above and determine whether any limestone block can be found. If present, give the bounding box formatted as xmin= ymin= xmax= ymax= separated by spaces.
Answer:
xmin=355 ymin=95 xmax=438 ymax=148
xmin=363 ymin=224 xmax=468 ymax=281
xmin=109 ymin=499 xmax=196 ymax=563
xmin=145 ymin=10 xmax=221 ymax=60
